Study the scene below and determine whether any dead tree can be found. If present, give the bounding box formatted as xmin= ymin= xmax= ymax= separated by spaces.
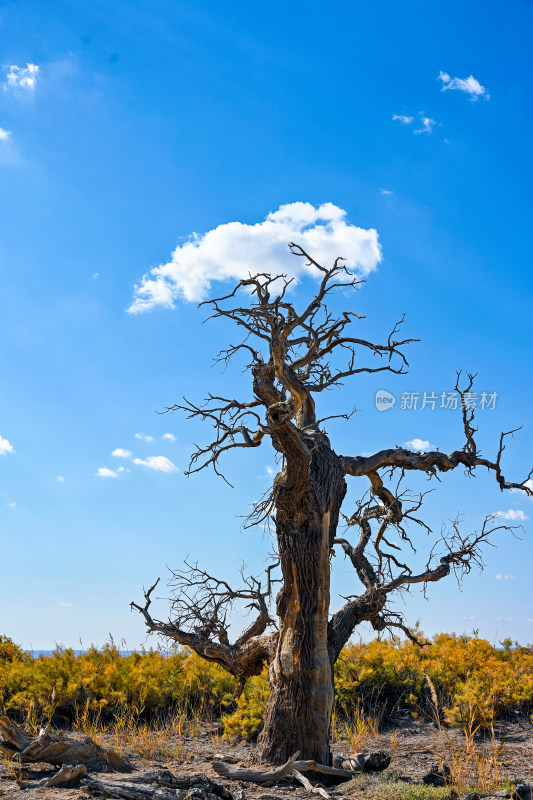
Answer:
xmin=133 ymin=245 xmax=531 ymax=767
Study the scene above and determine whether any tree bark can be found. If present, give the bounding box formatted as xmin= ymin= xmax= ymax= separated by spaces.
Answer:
xmin=257 ymin=435 xmax=346 ymax=765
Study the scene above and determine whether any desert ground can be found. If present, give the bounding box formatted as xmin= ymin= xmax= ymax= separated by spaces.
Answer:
xmin=1 ymin=717 xmax=532 ymax=800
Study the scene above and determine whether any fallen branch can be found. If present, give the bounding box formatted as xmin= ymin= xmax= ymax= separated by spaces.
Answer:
xmin=212 ymin=753 xmax=352 ymax=783
xmin=292 ymin=761 xmax=353 ymax=778
xmin=292 ymin=770 xmax=331 ymax=799
xmin=17 ymin=763 xmax=87 ymax=789
xmin=0 ymin=714 xmax=129 ymax=770
xmin=212 ymin=752 xmax=301 ymax=783
xmin=83 ymin=771 xmax=234 ymax=800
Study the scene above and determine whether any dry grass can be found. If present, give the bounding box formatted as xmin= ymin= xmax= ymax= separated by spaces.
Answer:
xmin=69 ymin=702 xmax=191 ymax=763
xmin=424 ymin=674 xmax=508 ymax=796
xmin=332 ymin=703 xmax=381 ymax=753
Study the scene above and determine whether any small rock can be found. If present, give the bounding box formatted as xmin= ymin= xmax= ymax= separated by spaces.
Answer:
xmin=212 ymin=754 xmax=240 ymax=764
xmin=258 ymin=795 xmax=285 ymax=800
xmin=340 ymin=751 xmax=391 ymax=773
xmin=186 ymin=789 xmax=208 ymax=800
xmin=512 ymin=786 xmax=533 ymax=800
xmin=423 ymin=764 xmax=451 ymax=787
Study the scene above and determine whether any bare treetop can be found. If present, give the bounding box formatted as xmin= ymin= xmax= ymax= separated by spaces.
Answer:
xmin=168 ymin=243 xmax=417 ymax=480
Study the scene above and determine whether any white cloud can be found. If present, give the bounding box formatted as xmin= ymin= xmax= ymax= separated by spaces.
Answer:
xmin=57 ymin=475 xmax=65 ymax=482
xmin=393 ymin=113 xmax=437 ymax=135
xmin=392 ymin=114 xmax=414 ymax=125
xmin=462 ymin=616 xmax=476 ymax=620
xmin=133 ymin=456 xmax=178 ymax=474
xmin=92 ymin=273 xmax=100 ymax=279
xmin=162 ymin=433 xmax=176 ymax=441
xmin=405 ymin=438 xmax=435 ymax=452
xmin=3 ymin=63 xmax=39 ymax=91
xmin=112 ymin=448 xmax=132 ymax=459
xmin=0 ymin=127 xmax=10 ymax=141
xmin=135 ymin=433 xmax=155 ymax=442
xmin=494 ymin=574 xmax=515 ymax=581
xmin=380 ymin=188 xmax=393 ymax=196
xmin=496 ymin=616 xmax=512 ymax=622
xmin=96 ymin=467 xmax=120 ymax=478
xmin=0 ymin=435 xmax=15 ymax=455
xmin=494 ymin=509 xmax=528 ymax=521
xmin=265 ymin=465 xmax=275 ymax=476
xmin=438 ymin=71 xmax=489 ymax=101
xmin=60 ymin=602 xmax=73 ymax=607
xmin=128 ymin=202 xmax=382 ymax=313
xmin=414 ymin=116 xmax=437 ymax=134
xmin=8 ymin=502 xmax=16 ymax=508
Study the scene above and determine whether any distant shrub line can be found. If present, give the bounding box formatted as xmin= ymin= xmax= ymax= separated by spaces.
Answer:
xmin=1 ymin=632 xmax=531 ymax=739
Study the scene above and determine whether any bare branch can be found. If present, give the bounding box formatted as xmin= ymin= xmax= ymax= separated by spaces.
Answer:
xmin=164 ymin=395 xmax=267 ymax=483
xmin=131 ymin=564 xmax=279 ymax=686
xmin=328 ymin=512 xmax=520 ymax=661
xmin=342 ymin=439 xmax=532 ymax=496
xmin=163 ymin=246 xmax=416 ymax=480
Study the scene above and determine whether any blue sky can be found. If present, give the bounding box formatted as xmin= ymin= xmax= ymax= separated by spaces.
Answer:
xmin=1 ymin=0 xmax=532 ymax=649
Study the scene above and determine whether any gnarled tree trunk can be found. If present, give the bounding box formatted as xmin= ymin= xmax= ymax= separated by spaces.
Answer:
xmin=257 ymin=436 xmax=346 ymax=765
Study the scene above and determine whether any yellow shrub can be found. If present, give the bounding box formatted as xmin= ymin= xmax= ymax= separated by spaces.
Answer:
xmin=222 ymin=668 xmax=269 ymax=741
xmin=1 ymin=634 xmax=531 ymax=735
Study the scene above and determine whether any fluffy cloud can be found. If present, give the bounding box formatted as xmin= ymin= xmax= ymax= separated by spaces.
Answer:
xmin=0 ymin=127 xmax=10 ymax=141
xmin=96 ymin=467 xmax=119 ymax=478
xmin=112 ymin=448 xmax=132 ymax=458
xmin=8 ymin=502 xmax=16 ymax=508
xmin=57 ymin=475 xmax=65 ymax=482
xmin=4 ymin=63 xmax=39 ymax=91
xmin=494 ymin=574 xmax=514 ymax=581
xmin=405 ymin=438 xmax=435 ymax=452
xmin=0 ymin=435 xmax=15 ymax=455
xmin=133 ymin=456 xmax=178 ymax=473
xmin=162 ymin=433 xmax=176 ymax=441
xmin=128 ymin=202 xmax=382 ymax=313
xmin=494 ymin=509 xmax=528 ymax=521
xmin=135 ymin=433 xmax=155 ymax=442
xmin=438 ymin=71 xmax=489 ymax=100
xmin=380 ymin=188 xmax=393 ymax=196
